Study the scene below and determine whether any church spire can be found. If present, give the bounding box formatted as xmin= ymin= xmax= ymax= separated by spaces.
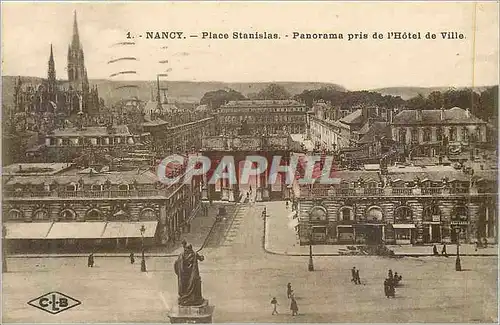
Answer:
xmin=71 ymin=10 xmax=80 ymax=49
xmin=48 ymin=44 xmax=56 ymax=83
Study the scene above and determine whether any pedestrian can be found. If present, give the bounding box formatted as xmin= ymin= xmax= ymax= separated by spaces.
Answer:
xmin=388 ymin=269 xmax=393 ymax=281
xmin=355 ymin=269 xmax=361 ymax=284
xmin=287 ymin=283 xmax=293 ymax=299
xmin=384 ymin=278 xmax=390 ymax=298
xmin=87 ymin=253 xmax=94 ymax=268
xmin=389 ymin=280 xmax=396 ymax=297
xmin=290 ymin=296 xmax=298 ymax=316
xmin=351 ymin=267 xmax=357 ymax=283
xmin=130 ymin=252 xmax=135 ymax=264
xmin=286 ymin=201 xmax=289 ymax=209
xmin=249 ymin=185 xmax=252 ymax=194
xmin=270 ymin=297 xmax=279 ymax=315
xmin=433 ymin=245 xmax=439 ymax=255
xmin=442 ymin=244 xmax=448 ymax=257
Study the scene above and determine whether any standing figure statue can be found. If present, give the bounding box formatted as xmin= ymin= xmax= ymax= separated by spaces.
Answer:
xmin=174 ymin=243 xmax=205 ymax=306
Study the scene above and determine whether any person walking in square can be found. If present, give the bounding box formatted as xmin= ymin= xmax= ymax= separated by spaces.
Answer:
xmin=384 ymin=278 xmax=390 ymax=298
xmin=129 ymin=252 xmax=135 ymax=264
xmin=442 ymin=244 xmax=448 ymax=257
xmin=287 ymin=283 xmax=293 ymax=299
xmin=87 ymin=253 xmax=94 ymax=268
xmin=351 ymin=267 xmax=357 ymax=283
xmin=271 ymin=297 xmax=279 ymax=315
xmin=433 ymin=244 xmax=439 ymax=255
xmin=290 ymin=296 xmax=298 ymax=316
xmin=355 ymin=269 xmax=361 ymax=284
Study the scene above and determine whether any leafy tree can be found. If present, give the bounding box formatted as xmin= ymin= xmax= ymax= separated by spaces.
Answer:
xmin=200 ymin=89 xmax=246 ymax=109
xmin=256 ymin=84 xmax=291 ymax=100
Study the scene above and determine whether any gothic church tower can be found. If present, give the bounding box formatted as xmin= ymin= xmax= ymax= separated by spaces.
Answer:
xmin=67 ymin=11 xmax=89 ymax=92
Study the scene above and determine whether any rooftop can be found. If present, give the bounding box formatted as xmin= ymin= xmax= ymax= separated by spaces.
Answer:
xmin=392 ymin=107 xmax=486 ymax=125
xmin=221 ymin=99 xmax=305 ymax=108
xmin=339 ymin=109 xmax=363 ymax=125
xmin=50 ymin=125 xmax=131 ymax=137
xmin=3 ymin=163 xmax=72 ymax=176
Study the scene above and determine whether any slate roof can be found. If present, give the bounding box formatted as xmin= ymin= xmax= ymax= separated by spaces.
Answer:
xmin=339 ymin=109 xmax=364 ymax=125
xmin=50 ymin=125 xmax=131 ymax=137
xmin=392 ymin=107 xmax=486 ymax=125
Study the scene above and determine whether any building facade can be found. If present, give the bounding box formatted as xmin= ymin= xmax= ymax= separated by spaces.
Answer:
xmin=218 ymin=100 xmax=308 ymax=136
xmin=3 ymin=163 xmax=202 ymax=251
xmin=391 ymin=107 xmax=488 ymax=158
xmin=294 ymin=166 xmax=497 ymax=245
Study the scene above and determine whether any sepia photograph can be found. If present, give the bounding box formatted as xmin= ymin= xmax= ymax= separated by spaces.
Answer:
xmin=1 ymin=1 xmax=499 ymax=324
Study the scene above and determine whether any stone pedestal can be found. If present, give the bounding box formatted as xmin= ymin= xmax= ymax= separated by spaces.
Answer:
xmin=168 ymin=299 xmax=215 ymax=324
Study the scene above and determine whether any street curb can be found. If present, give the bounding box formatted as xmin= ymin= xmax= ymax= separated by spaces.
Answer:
xmin=262 ymin=210 xmax=498 ymax=257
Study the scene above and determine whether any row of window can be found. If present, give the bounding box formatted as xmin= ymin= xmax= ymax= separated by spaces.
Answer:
xmin=7 ymin=207 xmax=158 ymax=221
xmin=221 ymin=116 xmax=306 ymax=123
xmin=397 ymin=126 xmax=482 ymax=143
xmin=311 ymin=205 xmax=470 ymax=222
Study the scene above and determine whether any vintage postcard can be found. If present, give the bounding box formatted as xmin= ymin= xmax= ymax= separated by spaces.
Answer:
xmin=1 ymin=1 xmax=498 ymax=323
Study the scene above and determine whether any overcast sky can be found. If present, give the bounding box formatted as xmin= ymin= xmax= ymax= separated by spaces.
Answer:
xmin=1 ymin=1 xmax=498 ymax=90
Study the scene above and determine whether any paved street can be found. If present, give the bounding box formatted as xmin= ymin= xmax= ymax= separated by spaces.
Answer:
xmin=3 ymin=201 xmax=498 ymax=323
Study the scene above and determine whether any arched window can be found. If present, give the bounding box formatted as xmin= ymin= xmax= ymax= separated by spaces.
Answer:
xmin=309 ymin=206 xmax=328 ymax=222
xmin=33 ymin=209 xmax=49 ymax=221
xmin=8 ymin=209 xmax=23 ymax=221
xmin=365 ymin=206 xmax=383 ymax=222
xmin=66 ymin=184 xmax=77 ymax=191
xmin=60 ymin=209 xmax=76 ymax=220
xmin=423 ymin=204 xmax=441 ymax=222
xmin=395 ymin=206 xmax=413 ymax=223
xmin=119 ymin=184 xmax=129 ymax=191
xmin=452 ymin=206 xmax=468 ymax=221
xmin=91 ymin=184 xmax=103 ymax=191
xmin=86 ymin=209 xmax=101 ymax=221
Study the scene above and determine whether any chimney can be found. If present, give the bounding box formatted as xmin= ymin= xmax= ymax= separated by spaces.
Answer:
xmin=416 ymin=109 xmax=422 ymax=122
xmin=440 ymin=107 xmax=445 ymax=120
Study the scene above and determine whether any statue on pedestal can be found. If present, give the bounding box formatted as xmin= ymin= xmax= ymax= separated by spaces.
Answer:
xmin=174 ymin=243 xmax=205 ymax=306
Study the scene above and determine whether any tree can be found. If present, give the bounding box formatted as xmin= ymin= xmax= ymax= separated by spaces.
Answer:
xmin=200 ymin=89 xmax=246 ymax=109
xmin=256 ymin=84 xmax=291 ymax=100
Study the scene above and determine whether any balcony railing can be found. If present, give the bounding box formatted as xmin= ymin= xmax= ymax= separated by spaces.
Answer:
xmin=296 ymin=186 xmax=489 ymax=198
xmin=4 ymin=189 xmax=175 ymax=199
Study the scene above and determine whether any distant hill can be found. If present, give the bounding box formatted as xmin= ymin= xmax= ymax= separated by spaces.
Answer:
xmin=1 ymin=76 xmax=346 ymax=108
xmin=371 ymin=86 xmax=495 ymax=100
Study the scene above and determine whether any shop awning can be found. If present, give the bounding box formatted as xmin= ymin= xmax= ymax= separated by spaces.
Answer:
xmin=46 ymin=222 xmax=107 ymax=239
xmin=392 ymin=224 xmax=416 ymax=229
xmin=4 ymin=222 xmax=53 ymax=239
xmin=101 ymin=221 xmax=158 ymax=238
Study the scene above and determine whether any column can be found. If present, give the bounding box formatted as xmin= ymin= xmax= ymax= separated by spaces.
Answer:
xmin=418 ymin=127 xmax=424 ymax=143
xmin=256 ymin=168 xmax=263 ymax=202
xmin=405 ymin=127 xmax=412 ymax=144
xmin=431 ymin=127 xmax=437 ymax=142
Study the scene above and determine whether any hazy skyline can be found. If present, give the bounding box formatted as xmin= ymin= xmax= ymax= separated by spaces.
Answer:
xmin=1 ymin=1 xmax=498 ymax=90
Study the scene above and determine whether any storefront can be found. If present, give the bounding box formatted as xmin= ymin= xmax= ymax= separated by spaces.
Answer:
xmin=393 ymin=224 xmax=416 ymax=244
xmin=450 ymin=220 xmax=468 ymax=243
xmin=337 ymin=225 xmax=354 ymax=243
xmin=354 ymin=224 xmax=384 ymax=244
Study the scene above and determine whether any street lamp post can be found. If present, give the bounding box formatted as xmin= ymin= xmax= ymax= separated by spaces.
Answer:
xmin=308 ymin=230 xmax=314 ymax=271
xmin=2 ymin=225 xmax=7 ymax=273
xmin=140 ymin=225 xmax=147 ymax=272
xmin=455 ymin=228 xmax=462 ymax=271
